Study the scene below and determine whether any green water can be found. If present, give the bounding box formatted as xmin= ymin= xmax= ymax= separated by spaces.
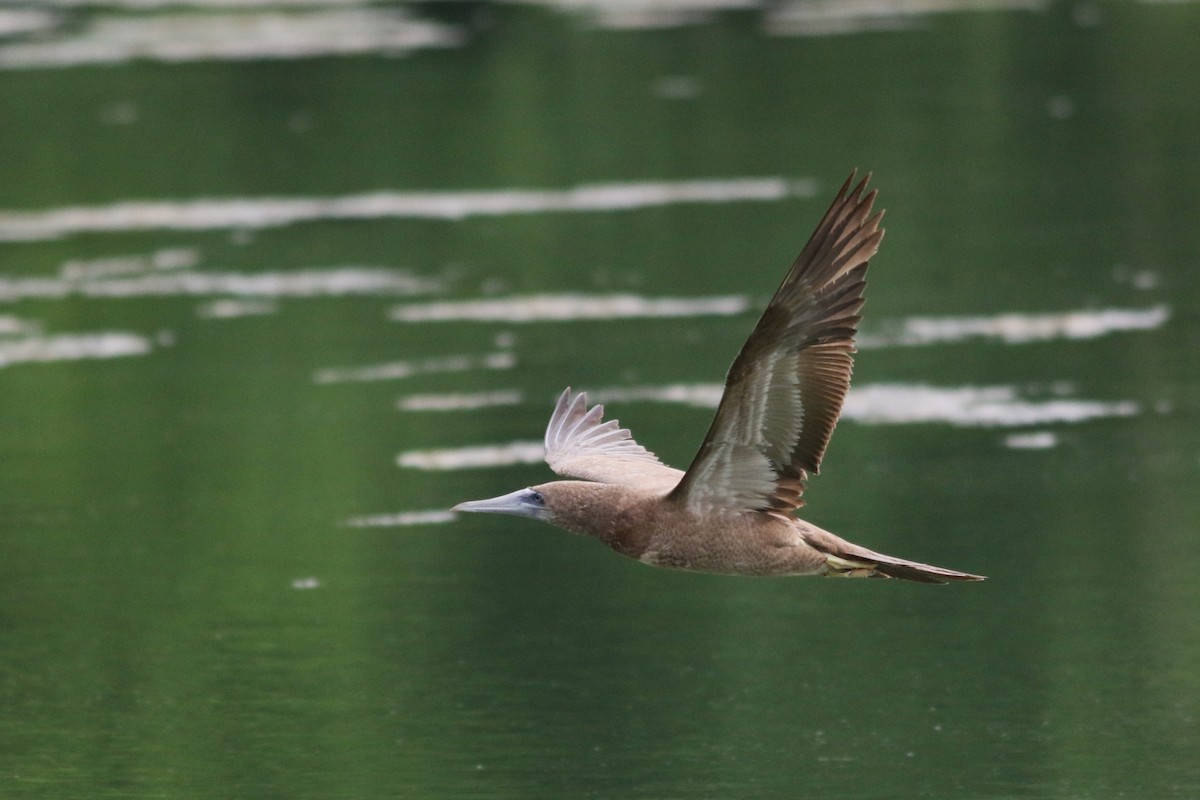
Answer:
xmin=2 ymin=3 xmax=1199 ymax=798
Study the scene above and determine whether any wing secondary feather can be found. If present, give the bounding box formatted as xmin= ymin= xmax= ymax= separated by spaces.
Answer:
xmin=669 ymin=171 xmax=884 ymax=514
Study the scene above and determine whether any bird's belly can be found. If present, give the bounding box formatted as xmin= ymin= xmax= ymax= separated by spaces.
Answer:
xmin=635 ymin=524 xmax=825 ymax=577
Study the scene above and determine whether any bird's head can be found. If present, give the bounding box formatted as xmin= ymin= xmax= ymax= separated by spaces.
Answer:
xmin=453 ymin=480 xmax=650 ymax=548
xmin=452 ymin=484 xmax=558 ymax=522
xmin=451 ymin=480 xmax=624 ymax=531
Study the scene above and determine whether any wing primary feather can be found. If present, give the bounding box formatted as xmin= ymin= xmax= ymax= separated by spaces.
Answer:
xmin=669 ymin=171 xmax=884 ymax=514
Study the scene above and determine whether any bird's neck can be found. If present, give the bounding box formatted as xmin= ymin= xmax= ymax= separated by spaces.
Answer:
xmin=547 ymin=481 xmax=658 ymax=558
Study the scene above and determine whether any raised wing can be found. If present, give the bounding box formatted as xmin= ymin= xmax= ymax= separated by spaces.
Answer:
xmin=544 ymin=388 xmax=684 ymax=491
xmin=669 ymin=171 xmax=884 ymax=515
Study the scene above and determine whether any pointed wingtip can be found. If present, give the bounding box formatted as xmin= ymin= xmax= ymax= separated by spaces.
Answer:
xmin=851 ymin=172 xmax=871 ymax=199
xmin=842 ymin=169 xmax=873 ymax=201
xmin=838 ymin=169 xmax=858 ymax=197
xmin=561 ymin=386 xmax=589 ymax=409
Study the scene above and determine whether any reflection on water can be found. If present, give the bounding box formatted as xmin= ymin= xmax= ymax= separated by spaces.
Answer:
xmin=3 ymin=1 xmax=1200 ymax=798
xmin=384 ymin=297 xmax=1162 ymax=472
xmin=0 ymin=314 xmax=40 ymax=336
xmin=313 ymin=352 xmax=515 ymax=385
xmin=0 ymin=330 xmax=153 ymax=368
xmin=394 ymin=297 xmax=1171 ymax=343
xmin=764 ymin=0 xmax=1045 ymax=37
xmin=397 ymin=440 xmax=547 ymax=471
xmin=393 ymin=380 xmax=1140 ymax=470
xmin=1002 ymin=430 xmax=1058 ymax=449
xmin=0 ymin=0 xmax=1053 ymax=64
xmin=841 ymin=383 xmax=1139 ymax=426
xmin=59 ymin=246 xmax=200 ymax=279
xmin=343 ymin=509 xmax=458 ymax=527
xmin=397 ymin=389 xmax=524 ymax=411
xmin=391 ymin=293 xmax=749 ymax=323
xmin=195 ymin=298 xmax=279 ymax=319
xmin=0 ymin=7 xmax=462 ymax=69
xmin=0 ymin=266 xmax=440 ymax=301
xmin=0 ymin=178 xmax=812 ymax=241
xmin=290 ymin=576 xmax=322 ymax=590
xmin=864 ymin=304 xmax=1171 ymax=345
xmin=860 ymin=305 xmax=1170 ymax=346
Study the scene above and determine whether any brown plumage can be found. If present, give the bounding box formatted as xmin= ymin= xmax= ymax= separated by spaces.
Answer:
xmin=453 ymin=172 xmax=985 ymax=583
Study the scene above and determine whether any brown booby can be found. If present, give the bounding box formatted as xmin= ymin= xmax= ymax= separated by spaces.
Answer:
xmin=454 ymin=172 xmax=985 ymax=583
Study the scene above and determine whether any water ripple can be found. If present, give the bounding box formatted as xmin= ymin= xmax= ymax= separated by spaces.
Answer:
xmin=313 ymin=352 xmax=515 ymax=385
xmin=398 ymin=441 xmax=546 ymax=471
xmin=0 ymin=267 xmax=439 ymax=302
xmin=0 ymin=8 xmax=462 ymax=70
xmin=394 ymin=381 xmax=1141 ymax=470
xmin=860 ymin=305 xmax=1170 ymax=346
xmin=391 ymin=293 xmax=749 ymax=323
xmin=398 ymin=390 xmax=525 ymax=412
xmin=0 ymin=178 xmax=814 ymax=242
xmin=343 ymin=510 xmax=458 ymax=528
xmin=0 ymin=331 xmax=153 ymax=368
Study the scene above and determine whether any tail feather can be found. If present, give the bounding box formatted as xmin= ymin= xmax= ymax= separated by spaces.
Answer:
xmin=808 ymin=531 xmax=986 ymax=584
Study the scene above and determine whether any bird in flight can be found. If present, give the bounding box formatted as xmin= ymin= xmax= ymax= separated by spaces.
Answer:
xmin=454 ymin=172 xmax=985 ymax=583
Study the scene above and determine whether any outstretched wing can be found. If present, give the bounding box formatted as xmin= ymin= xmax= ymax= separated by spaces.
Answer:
xmin=544 ymin=388 xmax=685 ymax=491
xmin=669 ymin=171 xmax=884 ymax=515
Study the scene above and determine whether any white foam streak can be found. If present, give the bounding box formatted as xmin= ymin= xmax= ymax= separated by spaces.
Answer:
xmin=314 ymin=352 xmax=515 ymax=385
xmin=1004 ymin=431 xmax=1059 ymax=450
xmin=397 ymin=441 xmax=546 ymax=471
xmin=37 ymin=1 xmax=373 ymax=7
xmin=766 ymin=0 xmax=1045 ymax=37
xmin=60 ymin=247 xmax=200 ymax=280
xmin=0 ymin=178 xmax=811 ymax=242
xmin=569 ymin=0 xmax=761 ymax=30
xmin=391 ymin=293 xmax=749 ymax=323
xmin=0 ymin=268 xmax=438 ymax=302
xmin=195 ymin=299 xmax=278 ymax=319
xmin=0 ymin=9 xmax=60 ymax=38
xmin=0 ymin=9 xmax=462 ymax=70
xmin=0 ymin=332 xmax=152 ymax=368
xmin=343 ymin=509 xmax=457 ymax=528
xmin=398 ymin=390 xmax=524 ymax=412
xmin=391 ymin=299 xmax=1167 ymax=338
xmin=0 ymin=315 xmax=41 ymax=336
xmin=862 ymin=305 xmax=1170 ymax=347
xmin=394 ymin=381 xmax=1141 ymax=469
xmin=842 ymin=384 xmax=1139 ymax=427
xmin=590 ymin=383 xmax=725 ymax=407
xmin=588 ymin=382 xmax=1142 ymax=427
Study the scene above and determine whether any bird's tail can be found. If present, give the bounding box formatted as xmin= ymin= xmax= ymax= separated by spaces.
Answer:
xmin=824 ymin=553 xmax=985 ymax=583
xmin=805 ymin=529 xmax=986 ymax=584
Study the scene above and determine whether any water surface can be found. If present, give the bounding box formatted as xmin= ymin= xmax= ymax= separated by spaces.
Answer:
xmin=2 ymin=2 xmax=1199 ymax=798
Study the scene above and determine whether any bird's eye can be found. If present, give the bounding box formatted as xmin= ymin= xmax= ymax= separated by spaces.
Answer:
xmin=528 ymin=491 xmax=545 ymax=505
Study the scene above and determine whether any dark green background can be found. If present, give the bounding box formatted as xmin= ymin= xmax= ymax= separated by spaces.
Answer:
xmin=1 ymin=2 xmax=1198 ymax=798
